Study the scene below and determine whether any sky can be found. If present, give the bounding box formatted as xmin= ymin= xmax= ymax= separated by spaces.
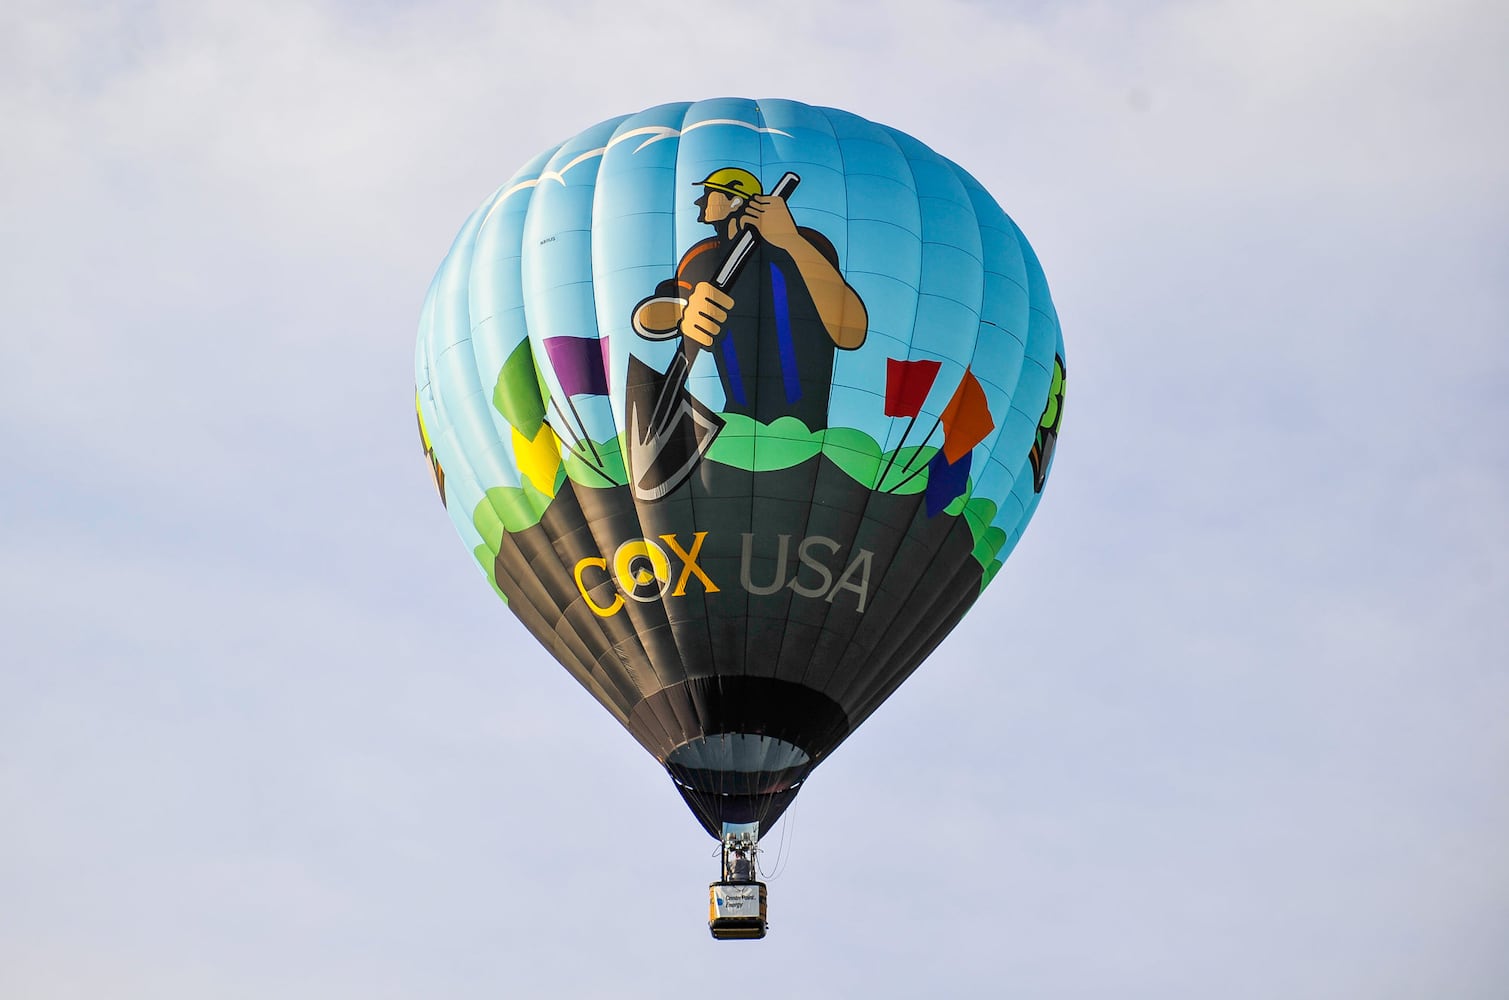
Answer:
xmin=2 ymin=0 xmax=1506 ymax=997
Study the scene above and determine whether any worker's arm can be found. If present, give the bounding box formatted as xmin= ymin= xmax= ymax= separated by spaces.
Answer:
xmin=740 ymin=196 xmax=868 ymax=350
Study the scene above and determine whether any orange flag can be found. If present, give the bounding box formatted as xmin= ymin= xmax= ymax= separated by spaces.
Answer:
xmin=939 ymin=369 xmax=994 ymax=464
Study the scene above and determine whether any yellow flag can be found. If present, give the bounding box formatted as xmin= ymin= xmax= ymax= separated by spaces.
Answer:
xmin=512 ymin=423 xmax=562 ymax=497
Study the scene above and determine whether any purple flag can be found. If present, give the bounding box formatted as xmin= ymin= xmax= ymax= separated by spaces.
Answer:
xmin=924 ymin=449 xmax=971 ymax=517
xmin=543 ymin=336 xmax=611 ymax=397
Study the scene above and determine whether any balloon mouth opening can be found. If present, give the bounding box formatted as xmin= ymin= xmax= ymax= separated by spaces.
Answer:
xmin=666 ymin=737 xmax=813 ymax=838
xmin=667 ymin=733 xmax=810 ymax=774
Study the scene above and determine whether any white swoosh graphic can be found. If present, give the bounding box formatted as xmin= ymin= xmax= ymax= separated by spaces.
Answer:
xmin=482 ymin=117 xmax=792 ymax=226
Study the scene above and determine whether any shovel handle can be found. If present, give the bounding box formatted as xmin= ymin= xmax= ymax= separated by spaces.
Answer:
xmin=712 ymin=172 xmax=801 ymax=291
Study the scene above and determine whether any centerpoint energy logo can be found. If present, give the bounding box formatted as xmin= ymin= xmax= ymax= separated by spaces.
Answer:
xmin=573 ymin=532 xmax=875 ymax=618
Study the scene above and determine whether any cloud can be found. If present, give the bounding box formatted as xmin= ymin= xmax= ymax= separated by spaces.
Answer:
xmin=3 ymin=0 xmax=1507 ymax=996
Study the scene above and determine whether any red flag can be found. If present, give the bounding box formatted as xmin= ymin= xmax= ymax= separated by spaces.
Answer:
xmin=884 ymin=358 xmax=942 ymax=417
xmin=939 ymin=369 xmax=994 ymax=463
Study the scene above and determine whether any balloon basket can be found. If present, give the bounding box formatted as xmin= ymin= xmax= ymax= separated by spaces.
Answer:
xmin=709 ymin=823 xmax=767 ymax=940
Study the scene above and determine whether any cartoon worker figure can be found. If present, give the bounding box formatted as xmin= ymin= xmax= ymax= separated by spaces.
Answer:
xmin=631 ymin=168 xmax=868 ymax=431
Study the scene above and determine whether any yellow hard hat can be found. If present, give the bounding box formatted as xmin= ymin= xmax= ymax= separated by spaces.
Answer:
xmin=694 ymin=168 xmax=762 ymax=200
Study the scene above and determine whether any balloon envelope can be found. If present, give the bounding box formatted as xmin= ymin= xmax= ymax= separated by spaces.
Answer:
xmin=415 ymin=98 xmax=1064 ymax=837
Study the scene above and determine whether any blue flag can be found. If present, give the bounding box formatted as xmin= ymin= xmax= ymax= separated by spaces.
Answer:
xmin=924 ymin=450 xmax=971 ymax=517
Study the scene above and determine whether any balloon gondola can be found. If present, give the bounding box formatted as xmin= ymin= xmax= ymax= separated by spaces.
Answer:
xmin=414 ymin=98 xmax=1065 ymax=938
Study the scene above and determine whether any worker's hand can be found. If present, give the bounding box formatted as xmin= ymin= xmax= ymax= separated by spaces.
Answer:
xmin=741 ymin=194 xmax=799 ymax=250
xmin=678 ymin=282 xmax=734 ymax=347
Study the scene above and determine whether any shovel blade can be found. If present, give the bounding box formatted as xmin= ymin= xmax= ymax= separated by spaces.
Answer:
xmin=626 ymin=354 xmax=725 ymax=501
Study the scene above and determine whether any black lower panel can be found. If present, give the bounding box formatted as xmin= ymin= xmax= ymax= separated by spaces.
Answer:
xmin=492 ymin=451 xmax=985 ymax=838
xmin=629 ymin=676 xmax=850 ymax=760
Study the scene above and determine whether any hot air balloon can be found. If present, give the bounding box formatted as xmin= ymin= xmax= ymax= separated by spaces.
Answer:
xmin=414 ymin=98 xmax=1065 ymax=939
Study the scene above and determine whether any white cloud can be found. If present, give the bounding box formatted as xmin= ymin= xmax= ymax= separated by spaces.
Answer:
xmin=3 ymin=0 xmax=1507 ymax=996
